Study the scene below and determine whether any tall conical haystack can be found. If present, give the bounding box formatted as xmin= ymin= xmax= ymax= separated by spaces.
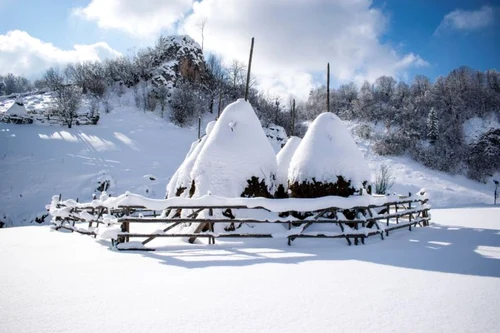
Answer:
xmin=190 ymin=98 xmax=277 ymax=199
xmin=288 ymin=112 xmax=371 ymax=198
xmin=165 ymin=121 xmax=216 ymax=199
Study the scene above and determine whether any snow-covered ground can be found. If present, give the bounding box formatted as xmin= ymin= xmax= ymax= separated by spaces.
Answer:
xmin=1 ymin=207 xmax=499 ymax=333
xmin=1 ymin=92 xmax=499 ymax=332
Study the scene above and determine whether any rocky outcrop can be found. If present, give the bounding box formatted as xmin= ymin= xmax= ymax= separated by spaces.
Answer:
xmin=151 ymin=35 xmax=206 ymax=88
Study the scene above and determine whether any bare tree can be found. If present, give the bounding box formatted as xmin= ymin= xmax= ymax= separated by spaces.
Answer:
xmin=374 ymin=164 xmax=395 ymax=195
xmin=43 ymin=67 xmax=82 ymax=128
xmin=196 ymin=18 xmax=207 ymax=52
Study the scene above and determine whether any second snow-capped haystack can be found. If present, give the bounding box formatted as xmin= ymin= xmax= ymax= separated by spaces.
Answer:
xmin=190 ymin=98 xmax=277 ymax=198
xmin=165 ymin=121 xmax=216 ymax=199
xmin=275 ymin=136 xmax=302 ymax=198
xmin=288 ymin=112 xmax=371 ymax=198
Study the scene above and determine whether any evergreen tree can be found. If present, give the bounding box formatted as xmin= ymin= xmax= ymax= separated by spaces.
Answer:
xmin=426 ymin=107 xmax=438 ymax=144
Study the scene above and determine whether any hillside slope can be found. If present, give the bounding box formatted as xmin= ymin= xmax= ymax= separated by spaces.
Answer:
xmin=0 ymin=93 xmax=496 ymax=227
xmin=0 ymin=93 xmax=201 ymax=226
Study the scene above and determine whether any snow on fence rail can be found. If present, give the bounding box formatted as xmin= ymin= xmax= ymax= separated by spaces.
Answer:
xmin=47 ymin=191 xmax=431 ymax=251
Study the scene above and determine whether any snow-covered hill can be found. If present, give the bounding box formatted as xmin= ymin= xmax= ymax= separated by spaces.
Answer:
xmin=0 ymin=93 xmax=203 ymax=226
xmin=0 ymin=92 xmax=496 ymax=226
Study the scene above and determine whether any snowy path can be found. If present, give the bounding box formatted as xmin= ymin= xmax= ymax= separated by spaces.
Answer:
xmin=1 ymin=207 xmax=499 ymax=333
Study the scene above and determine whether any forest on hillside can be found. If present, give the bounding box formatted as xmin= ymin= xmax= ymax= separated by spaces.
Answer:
xmin=1 ymin=35 xmax=499 ymax=182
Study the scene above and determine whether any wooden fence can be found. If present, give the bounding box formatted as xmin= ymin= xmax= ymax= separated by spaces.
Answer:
xmin=49 ymin=193 xmax=430 ymax=251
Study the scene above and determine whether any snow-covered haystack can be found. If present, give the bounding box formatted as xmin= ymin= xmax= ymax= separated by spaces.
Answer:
xmin=275 ymin=136 xmax=302 ymax=198
xmin=289 ymin=112 xmax=371 ymax=198
xmin=165 ymin=121 xmax=216 ymax=198
xmin=190 ymin=99 xmax=277 ymax=198
xmin=265 ymin=125 xmax=288 ymax=153
xmin=5 ymin=98 xmax=28 ymax=116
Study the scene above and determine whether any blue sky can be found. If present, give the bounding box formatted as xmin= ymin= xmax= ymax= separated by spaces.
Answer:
xmin=0 ymin=0 xmax=498 ymax=99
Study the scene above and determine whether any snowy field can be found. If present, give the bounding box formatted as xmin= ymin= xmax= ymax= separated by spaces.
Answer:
xmin=1 ymin=207 xmax=499 ymax=333
xmin=1 ymin=92 xmax=499 ymax=332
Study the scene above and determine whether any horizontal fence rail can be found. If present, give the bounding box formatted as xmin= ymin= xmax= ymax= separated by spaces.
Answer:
xmin=48 ymin=192 xmax=431 ymax=251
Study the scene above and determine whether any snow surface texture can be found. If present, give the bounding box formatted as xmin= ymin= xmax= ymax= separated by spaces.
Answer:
xmin=1 ymin=207 xmax=499 ymax=333
xmin=289 ymin=112 xmax=371 ymax=187
xmin=190 ymin=99 xmax=277 ymax=198
xmin=276 ymin=136 xmax=301 ymax=187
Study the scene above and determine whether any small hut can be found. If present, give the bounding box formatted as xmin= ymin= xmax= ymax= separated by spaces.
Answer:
xmin=4 ymin=98 xmax=31 ymax=124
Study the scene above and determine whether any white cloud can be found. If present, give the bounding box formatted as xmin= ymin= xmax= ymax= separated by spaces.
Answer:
xmin=180 ymin=0 xmax=428 ymax=100
xmin=73 ymin=0 xmax=193 ymax=38
xmin=435 ymin=6 xmax=494 ymax=35
xmin=0 ymin=30 xmax=121 ymax=78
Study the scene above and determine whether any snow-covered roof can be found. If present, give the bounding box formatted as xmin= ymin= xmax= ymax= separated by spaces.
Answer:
xmin=5 ymin=98 xmax=28 ymax=116
xmin=190 ymin=99 xmax=277 ymax=198
xmin=276 ymin=136 xmax=301 ymax=186
xmin=289 ymin=112 xmax=371 ymax=188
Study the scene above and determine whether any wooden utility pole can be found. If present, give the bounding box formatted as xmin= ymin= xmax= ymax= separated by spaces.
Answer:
xmin=291 ymin=99 xmax=296 ymax=136
xmin=327 ymin=63 xmax=330 ymax=113
xmin=245 ymin=37 xmax=255 ymax=101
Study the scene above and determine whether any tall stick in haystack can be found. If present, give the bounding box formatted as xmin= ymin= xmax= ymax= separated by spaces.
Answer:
xmin=291 ymin=99 xmax=296 ymax=136
xmin=245 ymin=37 xmax=255 ymax=101
xmin=197 ymin=117 xmax=201 ymax=140
xmin=327 ymin=62 xmax=330 ymax=113
xmin=217 ymin=92 xmax=222 ymax=119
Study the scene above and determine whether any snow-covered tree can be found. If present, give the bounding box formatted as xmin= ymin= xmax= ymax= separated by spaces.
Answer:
xmin=426 ymin=107 xmax=439 ymax=144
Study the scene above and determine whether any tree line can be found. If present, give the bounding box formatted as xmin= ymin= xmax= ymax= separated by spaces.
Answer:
xmin=2 ymin=36 xmax=498 ymax=182
xmin=294 ymin=67 xmax=500 ymax=182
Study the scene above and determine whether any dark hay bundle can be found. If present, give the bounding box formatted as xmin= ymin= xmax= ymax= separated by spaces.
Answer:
xmin=240 ymin=176 xmax=273 ymax=198
xmin=288 ymin=176 xmax=356 ymax=198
